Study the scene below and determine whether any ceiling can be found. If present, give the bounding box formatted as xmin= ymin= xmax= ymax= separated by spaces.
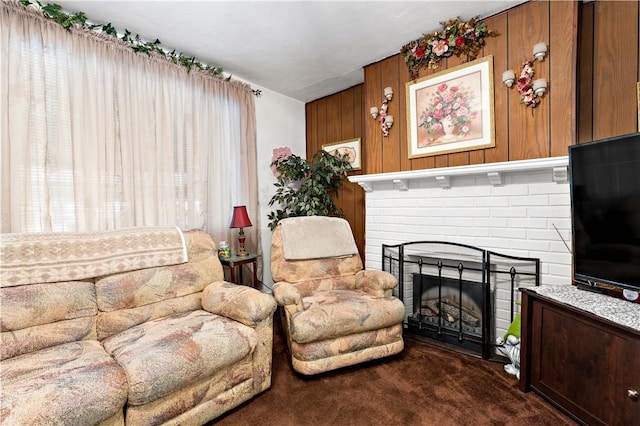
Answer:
xmin=54 ymin=0 xmax=526 ymax=102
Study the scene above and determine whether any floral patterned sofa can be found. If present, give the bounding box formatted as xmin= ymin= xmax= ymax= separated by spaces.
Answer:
xmin=0 ymin=227 xmax=277 ymax=425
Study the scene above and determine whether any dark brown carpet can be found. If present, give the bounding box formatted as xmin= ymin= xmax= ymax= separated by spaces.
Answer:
xmin=214 ymin=315 xmax=576 ymax=426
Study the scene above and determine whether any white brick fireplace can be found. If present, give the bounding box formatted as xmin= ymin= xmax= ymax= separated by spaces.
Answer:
xmin=350 ymin=156 xmax=572 ymax=342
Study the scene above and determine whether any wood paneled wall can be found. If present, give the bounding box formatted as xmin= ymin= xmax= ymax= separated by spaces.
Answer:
xmin=361 ymin=0 xmax=578 ymax=175
xmin=306 ymin=0 xmax=640 ymax=254
xmin=305 ymin=85 xmax=366 ymax=257
xmin=578 ymin=0 xmax=640 ymax=142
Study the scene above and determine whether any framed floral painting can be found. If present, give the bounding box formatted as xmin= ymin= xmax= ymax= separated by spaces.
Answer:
xmin=406 ymin=56 xmax=495 ymax=158
xmin=322 ymin=138 xmax=361 ymax=170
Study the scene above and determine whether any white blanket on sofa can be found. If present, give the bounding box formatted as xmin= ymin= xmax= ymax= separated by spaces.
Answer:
xmin=0 ymin=226 xmax=188 ymax=287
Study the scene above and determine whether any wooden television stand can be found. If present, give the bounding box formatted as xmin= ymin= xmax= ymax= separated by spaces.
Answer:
xmin=519 ymin=285 xmax=640 ymax=425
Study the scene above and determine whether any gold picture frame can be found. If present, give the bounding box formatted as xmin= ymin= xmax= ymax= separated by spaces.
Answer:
xmin=322 ymin=138 xmax=361 ymax=171
xmin=406 ymin=56 xmax=495 ymax=158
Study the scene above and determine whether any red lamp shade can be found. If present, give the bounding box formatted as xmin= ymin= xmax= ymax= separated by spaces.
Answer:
xmin=230 ymin=205 xmax=252 ymax=257
xmin=230 ymin=206 xmax=252 ymax=229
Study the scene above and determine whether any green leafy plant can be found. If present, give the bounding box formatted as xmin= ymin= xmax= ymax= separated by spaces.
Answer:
xmin=267 ymin=148 xmax=352 ymax=231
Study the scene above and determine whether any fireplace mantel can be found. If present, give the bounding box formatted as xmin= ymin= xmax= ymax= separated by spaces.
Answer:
xmin=348 ymin=156 xmax=569 ymax=192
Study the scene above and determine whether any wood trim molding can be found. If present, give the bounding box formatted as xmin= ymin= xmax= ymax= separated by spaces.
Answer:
xmin=348 ymin=156 xmax=569 ymax=191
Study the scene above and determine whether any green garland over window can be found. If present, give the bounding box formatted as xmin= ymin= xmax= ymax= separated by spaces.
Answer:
xmin=401 ymin=16 xmax=499 ymax=80
xmin=18 ymin=0 xmax=262 ymax=96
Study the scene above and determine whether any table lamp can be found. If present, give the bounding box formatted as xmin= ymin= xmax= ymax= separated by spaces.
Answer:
xmin=230 ymin=205 xmax=252 ymax=257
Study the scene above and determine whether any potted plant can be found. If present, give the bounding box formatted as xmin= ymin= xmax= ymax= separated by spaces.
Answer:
xmin=267 ymin=147 xmax=352 ymax=231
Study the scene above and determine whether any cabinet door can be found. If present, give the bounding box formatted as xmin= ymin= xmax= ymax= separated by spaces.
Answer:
xmin=617 ymin=338 xmax=640 ymax=425
xmin=530 ymin=300 xmax=640 ymax=426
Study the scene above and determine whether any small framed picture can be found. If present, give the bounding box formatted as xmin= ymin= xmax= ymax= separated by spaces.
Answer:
xmin=322 ymin=138 xmax=361 ymax=170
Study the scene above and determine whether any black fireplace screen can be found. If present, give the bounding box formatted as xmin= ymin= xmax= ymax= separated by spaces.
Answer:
xmin=382 ymin=241 xmax=540 ymax=359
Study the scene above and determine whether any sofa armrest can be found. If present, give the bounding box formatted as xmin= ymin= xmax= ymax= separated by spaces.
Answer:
xmin=354 ymin=270 xmax=398 ymax=297
xmin=202 ymin=281 xmax=276 ymax=327
xmin=272 ymin=281 xmax=303 ymax=313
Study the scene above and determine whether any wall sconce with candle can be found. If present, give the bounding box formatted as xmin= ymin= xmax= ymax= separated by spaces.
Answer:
xmin=503 ymin=42 xmax=548 ymax=108
xmin=532 ymin=78 xmax=547 ymax=97
xmin=533 ymin=42 xmax=547 ymax=61
xmin=502 ymin=70 xmax=516 ymax=88
xmin=370 ymin=87 xmax=394 ymax=137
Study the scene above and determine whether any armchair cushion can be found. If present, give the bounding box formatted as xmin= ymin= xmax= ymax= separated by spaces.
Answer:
xmin=271 ymin=220 xmax=363 ymax=285
xmin=290 ymin=324 xmax=404 ymax=362
xmin=289 ymin=289 xmax=405 ymax=344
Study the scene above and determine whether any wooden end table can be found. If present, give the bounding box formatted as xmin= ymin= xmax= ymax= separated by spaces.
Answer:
xmin=220 ymin=254 xmax=258 ymax=287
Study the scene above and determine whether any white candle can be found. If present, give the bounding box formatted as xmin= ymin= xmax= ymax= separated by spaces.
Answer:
xmin=533 ymin=42 xmax=547 ymax=61
xmin=502 ymin=70 xmax=515 ymax=87
xmin=532 ymin=79 xmax=547 ymax=96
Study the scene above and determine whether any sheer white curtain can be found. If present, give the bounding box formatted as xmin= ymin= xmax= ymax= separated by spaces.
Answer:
xmin=0 ymin=2 xmax=259 ymax=254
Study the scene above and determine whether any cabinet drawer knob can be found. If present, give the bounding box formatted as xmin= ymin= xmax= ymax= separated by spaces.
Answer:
xmin=628 ymin=389 xmax=639 ymax=400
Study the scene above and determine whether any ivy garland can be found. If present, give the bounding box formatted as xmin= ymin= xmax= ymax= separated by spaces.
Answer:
xmin=18 ymin=0 xmax=262 ymax=96
xmin=401 ymin=16 xmax=499 ymax=80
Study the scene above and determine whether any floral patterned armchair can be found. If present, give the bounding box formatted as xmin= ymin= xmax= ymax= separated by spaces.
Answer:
xmin=271 ymin=216 xmax=405 ymax=375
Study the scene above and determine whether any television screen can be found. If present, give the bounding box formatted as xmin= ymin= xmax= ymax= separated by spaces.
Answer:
xmin=569 ymin=133 xmax=640 ymax=292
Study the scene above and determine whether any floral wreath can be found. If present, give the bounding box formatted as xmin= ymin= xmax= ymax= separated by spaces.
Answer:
xmin=419 ymin=82 xmax=476 ymax=142
xmin=401 ymin=16 xmax=499 ymax=80
xmin=516 ymin=61 xmax=540 ymax=108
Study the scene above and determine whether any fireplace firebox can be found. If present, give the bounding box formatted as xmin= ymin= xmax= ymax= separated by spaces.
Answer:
xmin=409 ymin=273 xmax=486 ymax=353
xmin=382 ymin=241 xmax=540 ymax=359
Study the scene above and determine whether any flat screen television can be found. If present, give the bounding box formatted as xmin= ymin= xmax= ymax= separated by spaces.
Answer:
xmin=569 ymin=132 xmax=640 ymax=297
